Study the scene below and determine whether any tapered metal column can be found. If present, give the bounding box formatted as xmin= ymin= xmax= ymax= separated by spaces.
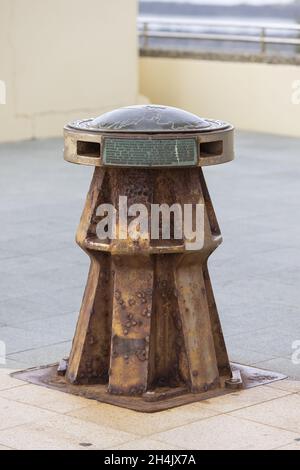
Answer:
xmin=66 ymin=165 xmax=231 ymax=398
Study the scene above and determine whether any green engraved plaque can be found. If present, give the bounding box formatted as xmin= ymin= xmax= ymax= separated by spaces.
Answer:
xmin=103 ymin=138 xmax=198 ymax=167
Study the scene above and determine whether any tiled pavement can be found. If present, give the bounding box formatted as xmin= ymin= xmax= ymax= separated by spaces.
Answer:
xmin=0 ymin=131 xmax=299 ymax=378
xmin=0 ymin=368 xmax=300 ymax=450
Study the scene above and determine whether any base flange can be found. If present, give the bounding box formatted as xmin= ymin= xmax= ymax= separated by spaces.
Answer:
xmin=12 ymin=363 xmax=286 ymax=413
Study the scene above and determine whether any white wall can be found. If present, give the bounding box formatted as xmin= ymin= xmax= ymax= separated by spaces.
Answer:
xmin=0 ymin=0 xmax=138 ymax=142
xmin=140 ymin=56 xmax=300 ymax=137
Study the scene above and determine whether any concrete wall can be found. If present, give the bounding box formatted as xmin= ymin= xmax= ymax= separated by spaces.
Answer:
xmin=0 ymin=0 xmax=138 ymax=142
xmin=140 ymin=56 xmax=300 ymax=137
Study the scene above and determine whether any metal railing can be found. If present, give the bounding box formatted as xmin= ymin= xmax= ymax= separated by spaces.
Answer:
xmin=138 ymin=17 xmax=300 ymax=55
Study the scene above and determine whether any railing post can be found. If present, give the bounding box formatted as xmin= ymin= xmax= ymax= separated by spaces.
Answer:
xmin=143 ymin=22 xmax=149 ymax=49
xmin=260 ymin=27 xmax=266 ymax=54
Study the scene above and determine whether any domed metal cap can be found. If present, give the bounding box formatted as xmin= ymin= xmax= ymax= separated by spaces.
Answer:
xmin=68 ymin=105 xmax=230 ymax=134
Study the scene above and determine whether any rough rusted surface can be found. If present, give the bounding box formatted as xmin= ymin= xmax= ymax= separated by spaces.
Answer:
xmin=62 ymin=165 xmax=235 ymax=404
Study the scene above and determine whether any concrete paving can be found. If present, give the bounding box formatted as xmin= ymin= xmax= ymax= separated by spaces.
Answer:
xmin=0 ymin=368 xmax=300 ymax=450
xmin=0 ymin=131 xmax=299 ymax=379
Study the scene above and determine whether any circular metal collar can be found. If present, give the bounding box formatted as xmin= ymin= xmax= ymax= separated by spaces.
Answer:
xmin=64 ymin=104 xmax=234 ymax=168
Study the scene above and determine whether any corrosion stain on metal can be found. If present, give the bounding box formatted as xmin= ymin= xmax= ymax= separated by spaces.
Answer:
xmin=112 ymin=336 xmax=147 ymax=359
xmin=66 ymin=163 xmax=241 ymax=401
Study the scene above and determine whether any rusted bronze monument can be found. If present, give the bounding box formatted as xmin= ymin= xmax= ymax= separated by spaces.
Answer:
xmin=64 ymin=105 xmax=236 ymax=398
xmin=13 ymin=105 xmax=285 ymax=411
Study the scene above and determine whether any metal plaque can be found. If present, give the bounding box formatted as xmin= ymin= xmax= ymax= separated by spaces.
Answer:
xmin=103 ymin=138 xmax=198 ymax=167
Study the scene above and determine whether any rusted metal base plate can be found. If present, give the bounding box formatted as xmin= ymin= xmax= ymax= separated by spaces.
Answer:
xmin=12 ymin=363 xmax=286 ymax=413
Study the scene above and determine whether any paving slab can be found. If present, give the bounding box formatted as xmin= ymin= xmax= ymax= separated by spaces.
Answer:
xmin=68 ymin=401 xmax=219 ymax=436
xmin=0 ymin=415 xmax=136 ymax=451
xmin=231 ymin=393 xmax=300 ymax=434
xmin=150 ymin=414 xmax=299 ymax=450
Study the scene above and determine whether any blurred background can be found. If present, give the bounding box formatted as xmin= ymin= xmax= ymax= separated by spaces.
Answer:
xmin=1 ymin=0 xmax=300 ymax=141
xmin=0 ymin=1 xmax=299 ymax=380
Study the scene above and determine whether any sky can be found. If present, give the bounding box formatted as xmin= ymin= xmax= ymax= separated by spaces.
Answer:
xmin=142 ymin=0 xmax=294 ymax=5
